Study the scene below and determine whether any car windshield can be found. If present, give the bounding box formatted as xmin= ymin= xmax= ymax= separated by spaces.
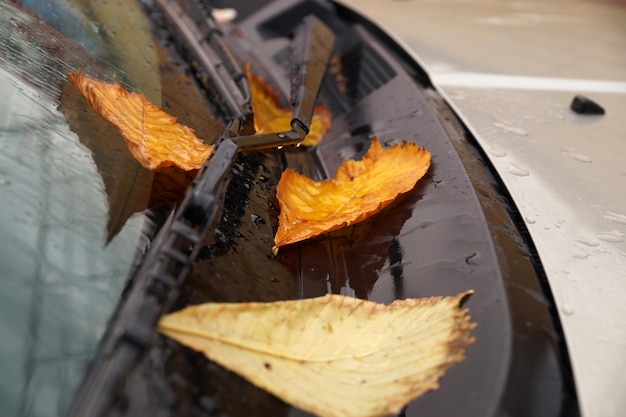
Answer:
xmin=0 ymin=1 xmax=221 ymax=415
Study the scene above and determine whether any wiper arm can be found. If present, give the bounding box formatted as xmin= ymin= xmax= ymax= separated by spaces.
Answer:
xmin=290 ymin=14 xmax=335 ymax=136
xmin=233 ymin=15 xmax=335 ymax=151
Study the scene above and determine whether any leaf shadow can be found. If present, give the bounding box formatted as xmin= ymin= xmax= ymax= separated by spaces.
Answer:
xmin=59 ymin=79 xmax=155 ymax=241
xmin=278 ymin=167 xmax=433 ymax=300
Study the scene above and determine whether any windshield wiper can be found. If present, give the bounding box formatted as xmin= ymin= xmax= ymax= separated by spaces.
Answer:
xmin=153 ymin=0 xmax=334 ymax=150
xmin=154 ymin=0 xmax=252 ymax=124
xmin=66 ymin=6 xmax=334 ymax=417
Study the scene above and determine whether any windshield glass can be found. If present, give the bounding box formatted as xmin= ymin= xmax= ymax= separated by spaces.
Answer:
xmin=0 ymin=2 xmax=220 ymax=416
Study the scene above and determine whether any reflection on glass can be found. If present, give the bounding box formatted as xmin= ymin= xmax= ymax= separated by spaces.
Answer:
xmin=0 ymin=1 xmax=163 ymax=415
xmin=0 ymin=64 xmax=145 ymax=417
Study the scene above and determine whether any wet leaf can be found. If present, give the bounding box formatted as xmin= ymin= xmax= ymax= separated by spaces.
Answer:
xmin=68 ymin=70 xmax=212 ymax=170
xmin=274 ymin=137 xmax=430 ymax=251
xmin=246 ymin=64 xmax=331 ymax=147
xmin=159 ymin=292 xmax=475 ymax=417
xmin=59 ymin=79 xmax=154 ymax=241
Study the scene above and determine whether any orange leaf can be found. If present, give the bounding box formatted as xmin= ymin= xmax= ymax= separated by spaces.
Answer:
xmin=68 ymin=70 xmax=212 ymax=170
xmin=274 ymin=137 xmax=430 ymax=252
xmin=246 ymin=64 xmax=331 ymax=147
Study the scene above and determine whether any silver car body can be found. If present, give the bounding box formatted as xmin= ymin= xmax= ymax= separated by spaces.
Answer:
xmin=337 ymin=1 xmax=626 ymax=416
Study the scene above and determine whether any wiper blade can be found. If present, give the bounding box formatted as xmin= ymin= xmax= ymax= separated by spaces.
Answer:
xmin=65 ymin=136 xmax=238 ymax=417
xmin=66 ymin=7 xmax=335 ymax=417
xmin=154 ymin=0 xmax=252 ymax=123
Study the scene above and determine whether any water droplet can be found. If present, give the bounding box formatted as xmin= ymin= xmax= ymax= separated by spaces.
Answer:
xmin=544 ymin=225 xmax=551 ymax=230
xmin=494 ymin=122 xmax=528 ymax=136
xmin=597 ymin=230 xmax=625 ymax=243
xmin=340 ymin=285 xmax=356 ymax=298
xmin=250 ymin=214 xmax=265 ymax=225
xmin=576 ymin=238 xmax=599 ymax=247
xmin=525 ymin=217 xmax=536 ymax=224
xmin=212 ymin=7 xmax=237 ymax=23
xmin=572 ymin=252 xmax=590 ymax=260
xmin=508 ymin=163 xmax=530 ymax=177
xmin=561 ymin=304 xmax=575 ymax=316
xmin=562 ymin=150 xmax=592 ymax=163
xmin=277 ymin=133 xmax=286 ymax=139
xmin=277 ymin=145 xmax=284 ymax=150
xmin=214 ymin=228 xmax=227 ymax=243
xmin=489 ymin=148 xmax=507 ymax=157
xmin=296 ymin=142 xmax=302 ymax=148
xmin=603 ymin=212 xmax=626 ymax=225
xmin=465 ymin=252 xmax=483 ymax=266
xmin=197 ymin=395 xmax=217 ymax=412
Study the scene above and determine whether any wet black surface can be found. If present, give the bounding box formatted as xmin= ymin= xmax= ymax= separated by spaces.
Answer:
xmin=66 ymin=1 xmax=578 ymax=416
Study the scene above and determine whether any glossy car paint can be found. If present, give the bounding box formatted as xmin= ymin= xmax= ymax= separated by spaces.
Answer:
xmin=335 ymin=1 xmax=626 ymax=416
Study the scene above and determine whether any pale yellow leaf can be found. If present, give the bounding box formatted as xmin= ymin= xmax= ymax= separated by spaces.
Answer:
xmin=158 ymin=292 xmax=475 ymax=417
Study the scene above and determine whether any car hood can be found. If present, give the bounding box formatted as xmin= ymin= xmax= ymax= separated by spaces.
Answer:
xmin=336 ymin=1 xmax=626 ymax=416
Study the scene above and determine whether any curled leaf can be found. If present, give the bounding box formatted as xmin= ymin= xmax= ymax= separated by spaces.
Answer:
xmin=246 ymin=64 xmax=331 ymax=147
xmin=274 ymin=137 xmax=430 ymax=251
xmin=159 ymin=292 xmax=475 ymax=417
xmin=68 ymin=70 xmax=212 ymax=170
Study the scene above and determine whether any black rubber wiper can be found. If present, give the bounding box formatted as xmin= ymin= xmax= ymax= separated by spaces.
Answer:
xmin=154 ymin=0 xmax=252 ymax=125
xmin=66 ymin=8 xmax=334 ymax=417
xmin=153 ymin=0 xmax=334 ymax=150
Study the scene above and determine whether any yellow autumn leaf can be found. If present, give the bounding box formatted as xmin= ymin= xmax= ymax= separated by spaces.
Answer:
xmin=274 ymin=137 xmax=430 ymax=252
xmin=68 ymin=70 xmax=212 ymax=170
xmin=247 ymin=64 xmax=332 ymax=147
xmin=158 ymin=292 xmax=474 ymax=417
